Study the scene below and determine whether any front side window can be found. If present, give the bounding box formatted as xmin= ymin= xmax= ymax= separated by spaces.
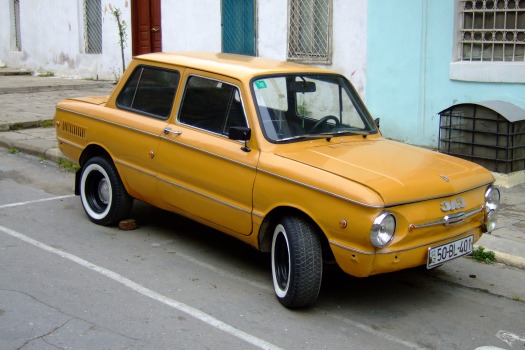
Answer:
xmin=459 ymin=0 xmax=525 ymax=62
xmin=178 ymin=76 xmax=248 ymax=135
xmin=252 ymin=74 xmax=377 ymax=142
xmin=287 ymin=0 xmax=332 ymax=64
xmin=117 ymin=66 xmax=180 ymax=119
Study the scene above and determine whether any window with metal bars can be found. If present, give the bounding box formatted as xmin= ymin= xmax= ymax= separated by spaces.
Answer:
xmin=13 ymin=0 xmax=21 ymax=51
xmin=287 ymin=0 xmax=332 ymax=64
xmin=459 ymin=0 xmax=525 ymax=62
xmin=84 ymin=0 xmax=102 ymax=54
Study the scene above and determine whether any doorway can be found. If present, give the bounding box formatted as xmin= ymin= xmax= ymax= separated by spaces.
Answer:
xmin=132 ymin=0 xmax=162 ymax=55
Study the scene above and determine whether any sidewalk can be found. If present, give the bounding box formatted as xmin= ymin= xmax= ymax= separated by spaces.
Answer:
xmin=0 ymin=72 xmax=524 ymax=270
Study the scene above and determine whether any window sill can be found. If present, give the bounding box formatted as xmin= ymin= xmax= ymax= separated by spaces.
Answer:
xmin=450 ymin=61 xmax=525 ymax=83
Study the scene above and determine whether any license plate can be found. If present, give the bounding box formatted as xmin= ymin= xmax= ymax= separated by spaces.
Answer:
xmin=427 ymin=234 xmax=474 ymax=268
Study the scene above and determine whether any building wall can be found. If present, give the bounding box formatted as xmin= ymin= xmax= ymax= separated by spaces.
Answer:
xmin=366 ymin=0 xmax=525 ymax=148
xmin=0 ymin=0 xmax=368 ymax=95
xmin=0 ymin=0 xmax=132 ymax=80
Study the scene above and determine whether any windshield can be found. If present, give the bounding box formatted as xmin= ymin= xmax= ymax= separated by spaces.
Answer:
xmin=252 ymin=74 xmax=377 ymax=142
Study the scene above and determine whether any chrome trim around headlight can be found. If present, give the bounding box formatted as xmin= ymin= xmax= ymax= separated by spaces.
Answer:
xmin=370 ymin=212 xmax=396 ymax=248
xmin=484 ymin=186 xmax=500 ymax=233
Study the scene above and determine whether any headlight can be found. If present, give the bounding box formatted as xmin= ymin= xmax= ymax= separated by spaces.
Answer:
xmin=370 ymin=212 xmax=396 ymax=248
xmin=484 ymin=186 xmax=500 ymax=233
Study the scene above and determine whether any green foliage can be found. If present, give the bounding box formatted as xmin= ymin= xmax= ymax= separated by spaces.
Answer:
xmin=8 ymin=147 xmax=18 ymax=154
xmin=40 ymin=120 xmax=54 ymax=128
xmin=39 ymin=71 xmax=54 ymax=77
xmin=110 ymin=6 xmax=128 ymax=73
xmin=57 ymin=158 xmax=80 ymax=172
xmin=472 ymin=246 xmax=496 ymax=264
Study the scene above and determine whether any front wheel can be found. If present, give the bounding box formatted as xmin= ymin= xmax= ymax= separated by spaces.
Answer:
xmin=80 ymin=156 xmax=133 ymax=226
xmin=271 ymin=216 xmax=323 ymax=308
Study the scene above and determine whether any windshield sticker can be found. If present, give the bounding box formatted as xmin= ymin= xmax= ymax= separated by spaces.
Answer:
xmin=255 ymin=80 xmax=267 ymax=89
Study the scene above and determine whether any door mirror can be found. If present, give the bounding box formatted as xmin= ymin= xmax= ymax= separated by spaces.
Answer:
xmin=229 ymin=127 xmax=252 ymax=152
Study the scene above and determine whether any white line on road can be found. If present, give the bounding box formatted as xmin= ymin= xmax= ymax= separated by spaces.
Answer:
xmin=0 ymin=224 xmax=283 ymax=350
xmin=0 ymin=195 xmax=76 ymax=209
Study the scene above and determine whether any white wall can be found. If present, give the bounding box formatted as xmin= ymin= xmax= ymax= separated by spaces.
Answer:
xmin=0 ymin=0 xmax=368 ymax=89
xmin=0 ymin=0 xmax=132 ymax=80
xmin=161 ymin=0 xmax=221 ymax=52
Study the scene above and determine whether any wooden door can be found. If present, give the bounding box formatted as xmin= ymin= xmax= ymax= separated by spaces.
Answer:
xmin=132 ymin=0 xmax=162 ymax=55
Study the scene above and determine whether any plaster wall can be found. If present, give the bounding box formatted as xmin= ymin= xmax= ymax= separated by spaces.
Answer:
xmin=257 ymin=0 xmax=368 ymax=96
xmin=0 ymin=0 xmax=132 ymax=80
xmin=366 ymin=0 xmax=525 ymax=148
xmin=0 ymin=0 xmax=368 ymax=93
xmin=161 ymin=0 xmax=221 ymax=52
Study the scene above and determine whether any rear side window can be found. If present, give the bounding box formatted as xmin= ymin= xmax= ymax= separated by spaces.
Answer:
xmin=117 ymin=66 xmax=180 ymax=119
xmin=178 ymin=76 xmax=247 ymax=135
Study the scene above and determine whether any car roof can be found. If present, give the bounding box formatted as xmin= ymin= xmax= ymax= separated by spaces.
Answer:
xmin=134 ymin=52 xmax=336 ymax=80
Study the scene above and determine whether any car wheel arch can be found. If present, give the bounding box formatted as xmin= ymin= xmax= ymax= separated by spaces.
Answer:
xmin=75 ymin=145 xmax=117 ymax=195
xmin=258 ymin=207 xmax=331 ymax=259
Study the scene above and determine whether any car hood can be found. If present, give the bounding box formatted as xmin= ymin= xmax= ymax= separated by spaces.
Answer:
xmin=275 ymin=138 xmax=494 ymax=206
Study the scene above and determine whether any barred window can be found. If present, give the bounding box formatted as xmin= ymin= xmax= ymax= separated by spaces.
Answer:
xmin=459 ymin=0 xmax=525 ymax=62
xmin=288 ymin=0 xmax=332 ymax=64
xmin=13 ymin=0 xmax=21 ymax=51
xmin=84 ymin=0 xmax=102 ymax=54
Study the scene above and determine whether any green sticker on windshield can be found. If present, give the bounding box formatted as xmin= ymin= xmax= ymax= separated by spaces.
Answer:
xmin=255 ymin=80 xmax=267 ymax=89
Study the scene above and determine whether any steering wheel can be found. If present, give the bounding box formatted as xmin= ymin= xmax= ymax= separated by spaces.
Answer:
xmin=309 ymin=115 xmax=340 ymax=133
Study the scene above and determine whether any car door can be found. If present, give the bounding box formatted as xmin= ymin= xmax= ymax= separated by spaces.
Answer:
xmin=155 ymin=73 xmax=258 ymax=235
xmin=107 ymin=65 xmax=180 ymax=200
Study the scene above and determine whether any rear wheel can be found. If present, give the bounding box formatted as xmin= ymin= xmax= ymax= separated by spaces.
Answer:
xmin=271 ymin=216 xmax=322 ymax=308
xmin=80 ymin=156 xmax=133 ymax=226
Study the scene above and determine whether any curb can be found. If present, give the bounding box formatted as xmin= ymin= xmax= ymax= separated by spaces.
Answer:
xmin=0 ymin=82 xmax=114 ymax=95
xmin=495 ymin=251 xmax=525 ymax=270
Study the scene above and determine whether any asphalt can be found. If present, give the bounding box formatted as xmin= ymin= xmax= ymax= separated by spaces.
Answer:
xmin=1 ymin=70 xmax=524 ymax=271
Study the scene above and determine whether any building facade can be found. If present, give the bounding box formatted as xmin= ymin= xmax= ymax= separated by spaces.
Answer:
xmin=1 ymin=0 xmax=523 ymax=150
xmin=366 ymin=0 xmax=525 ymax=148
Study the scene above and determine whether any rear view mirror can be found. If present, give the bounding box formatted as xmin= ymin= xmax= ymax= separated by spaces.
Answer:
xmin=289 ymin=81 xmax=316 ymax=93
xmin=229 ymin=127 xmax=251 ymax=152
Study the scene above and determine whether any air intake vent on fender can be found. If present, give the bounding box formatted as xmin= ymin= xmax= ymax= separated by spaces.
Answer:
xmin=62 ymin=121 xmax=86 ymax=139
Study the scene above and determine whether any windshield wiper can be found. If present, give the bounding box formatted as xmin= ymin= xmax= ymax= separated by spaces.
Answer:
xmin=328 ymin=129 xmax=371 ymax=136
xmin=275 ymin=134 xmax=334 ymax=142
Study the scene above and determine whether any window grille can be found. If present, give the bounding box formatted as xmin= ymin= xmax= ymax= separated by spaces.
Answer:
xmin=459 ymin=0 xmax=525 ymax=62
xmin=13 ymin=0 xmax=21 ymax=51
xmin=84 ymin=0 xmax=102 ymax=54
xmin=288 ymin=0 xmax=332 ymax=64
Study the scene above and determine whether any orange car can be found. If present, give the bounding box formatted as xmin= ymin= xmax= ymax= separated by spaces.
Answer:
xmin=54 ymin=53 xmax=500 ymax=308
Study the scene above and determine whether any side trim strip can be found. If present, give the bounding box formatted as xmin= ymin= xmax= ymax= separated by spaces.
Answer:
xmin=160 ymin=136 xmax=257 ymax=171
xmin=157 ymin=176 xmax=252 ymax=215
xmin=257 ymin=168 xmax=383 ymax=209
xmin=57 ymin=137 xmax=83 ymax=150
xmin=57 ymin=107 xmax=161 ymax=138
xmin=115 ymin=159 xmax=157 ymax=178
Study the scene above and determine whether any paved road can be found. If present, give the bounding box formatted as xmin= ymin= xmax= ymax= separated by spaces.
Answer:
xmin=1 ymin=151 xmax=525 ymax=349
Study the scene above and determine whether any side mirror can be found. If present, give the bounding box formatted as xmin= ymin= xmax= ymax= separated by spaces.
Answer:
xmin=229 ymin=126 xmax=251 ymax=152
xmin=374 ymin=118 xmax=380 ymax=129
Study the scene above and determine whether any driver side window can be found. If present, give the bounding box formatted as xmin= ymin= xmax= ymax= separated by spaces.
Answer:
xmin=178 ymin=76 xmax=248 ymax=135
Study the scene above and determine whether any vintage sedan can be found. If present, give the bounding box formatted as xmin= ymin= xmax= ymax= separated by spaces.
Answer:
xmin=54 ymin=52 xmax=500 ymax=308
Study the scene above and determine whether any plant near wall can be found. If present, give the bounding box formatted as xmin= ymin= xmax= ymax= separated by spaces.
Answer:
xmin=110 ymin=6 xmax=128 ymax=74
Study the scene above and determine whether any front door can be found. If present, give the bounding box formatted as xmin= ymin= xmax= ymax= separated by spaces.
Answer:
xmin=155 ymin=72 xmax=258 ymax=236
xmin=221 ymin=0 xmax=256 ymax=56
xmin=132 ymin=0 xmax=162 ymax=55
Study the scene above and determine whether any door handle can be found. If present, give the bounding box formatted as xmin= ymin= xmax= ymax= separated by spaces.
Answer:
xmin=151 ymin=27 xmax=159 ymax=32
xmin=163 ymin=127 xmax=182 ymax=136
